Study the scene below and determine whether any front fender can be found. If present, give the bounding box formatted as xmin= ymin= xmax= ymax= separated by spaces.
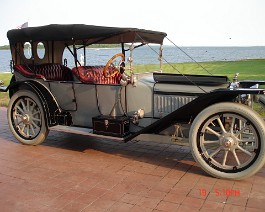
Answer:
xmin=239 ymin=80 xmax=265 ymax=88
xmin=125 ymin=88 xmax=265 ymax=141
xmin=9 ymin=80 xmax=61 ymax=126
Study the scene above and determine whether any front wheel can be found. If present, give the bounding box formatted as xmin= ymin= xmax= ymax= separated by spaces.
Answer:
xmin=7 ymin=90 xmax=49 ymax=145
xmin=189 ymin=102 xmax=265 ymax=180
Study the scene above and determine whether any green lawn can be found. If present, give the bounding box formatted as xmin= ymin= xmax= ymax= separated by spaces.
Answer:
xmin=1 ymin=59 xmax=265 ymax=107
xmin=135 ymin=59 xmax=265 ymax=80
xmin=0 ymin=72 xmax=12 ymax=107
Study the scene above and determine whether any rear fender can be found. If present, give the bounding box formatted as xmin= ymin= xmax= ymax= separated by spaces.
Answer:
xmin=9 ymin=80 xmax=61 ymax=127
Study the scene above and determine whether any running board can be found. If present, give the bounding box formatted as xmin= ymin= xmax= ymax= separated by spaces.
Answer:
xmin=50 ymin=125 xmax=190 ymax=145
xmin=50 ymin=125 xmax=126 ymax=141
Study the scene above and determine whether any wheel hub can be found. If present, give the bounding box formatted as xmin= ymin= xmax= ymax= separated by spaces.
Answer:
xmin=220 ymin=134 xmax=236 ymax=149
xmin=22 ymin=114 xmax=31 ymax=125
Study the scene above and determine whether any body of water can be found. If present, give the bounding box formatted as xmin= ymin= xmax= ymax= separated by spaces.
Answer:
xmin=1 ymin=46 xmax=265 ymax=72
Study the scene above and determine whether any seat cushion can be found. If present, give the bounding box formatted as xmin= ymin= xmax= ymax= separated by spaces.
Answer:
xmin=72 ymin=66 xmax=121 ymax=84
xmin=14 ymin=63 xmax=73 ymax=81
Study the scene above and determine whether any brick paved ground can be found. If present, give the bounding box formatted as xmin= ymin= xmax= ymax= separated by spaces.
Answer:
xmin=0 ymin=106 xmax=265 ymax=211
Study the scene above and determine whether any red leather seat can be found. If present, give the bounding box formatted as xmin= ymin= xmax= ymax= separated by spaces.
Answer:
xmin=72 ymin=66 xmax=121 ymax=84
xmin=14 ymin=64 xmax=73 ymax=81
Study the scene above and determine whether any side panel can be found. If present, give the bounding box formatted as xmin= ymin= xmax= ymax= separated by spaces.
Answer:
xmin=70 ymin=83 xmax=100 ymax=127
xmin=15 ymin=72 xmax=77 ymax=111
xmin=126 ymin=80 xmax=153 ymax=117
xmin=15 ymin=72 xmax=76 ymax=110
xmin=97 ymin=85 xmax=125 ymax=116
xmin=71 ymin=84 xmax=125 ymax=127
xmin=49 ymin=82 xmax=76 ymax=111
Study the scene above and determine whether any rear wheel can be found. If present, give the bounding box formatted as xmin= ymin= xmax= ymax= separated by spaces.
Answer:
xmin=189 ymin=102 xmax=265 ymax=180
xmin=8 ymin=90 xmax=49 ymax=145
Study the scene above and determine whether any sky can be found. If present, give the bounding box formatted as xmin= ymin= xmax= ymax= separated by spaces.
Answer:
xmin=1 ymin=0 xmax=265 ymax=46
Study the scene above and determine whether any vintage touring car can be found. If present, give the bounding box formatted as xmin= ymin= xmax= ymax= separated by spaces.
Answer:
xmin=1 ymin=24 xmax=265 ymax=180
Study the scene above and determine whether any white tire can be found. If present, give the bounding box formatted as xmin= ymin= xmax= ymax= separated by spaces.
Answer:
xmin=189 ymin=102 xmax=265 ymax=180
xmin=8 ymin=90 xmax=49 ymax=145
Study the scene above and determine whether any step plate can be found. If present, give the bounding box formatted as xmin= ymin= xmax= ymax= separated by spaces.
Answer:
xmin=50 ymin=125 xmax=125 ymax=141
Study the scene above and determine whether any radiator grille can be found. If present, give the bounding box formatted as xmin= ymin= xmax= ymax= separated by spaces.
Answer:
xmin=154 ymin=94 xmax=197 ymax=118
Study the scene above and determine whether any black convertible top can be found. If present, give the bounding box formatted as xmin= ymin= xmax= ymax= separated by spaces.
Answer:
xmin=7 ymin=24 xmax=167 ymax=45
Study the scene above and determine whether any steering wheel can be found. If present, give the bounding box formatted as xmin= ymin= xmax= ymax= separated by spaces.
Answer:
xmin=103 ymin=53 xmax=125 ymax=78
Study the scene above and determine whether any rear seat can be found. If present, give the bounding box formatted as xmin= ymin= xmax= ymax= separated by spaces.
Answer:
xmin=14 ymin=63 xmax=74 ymax=81
xmin=72 ymin=66 xmax=122 ymax=85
